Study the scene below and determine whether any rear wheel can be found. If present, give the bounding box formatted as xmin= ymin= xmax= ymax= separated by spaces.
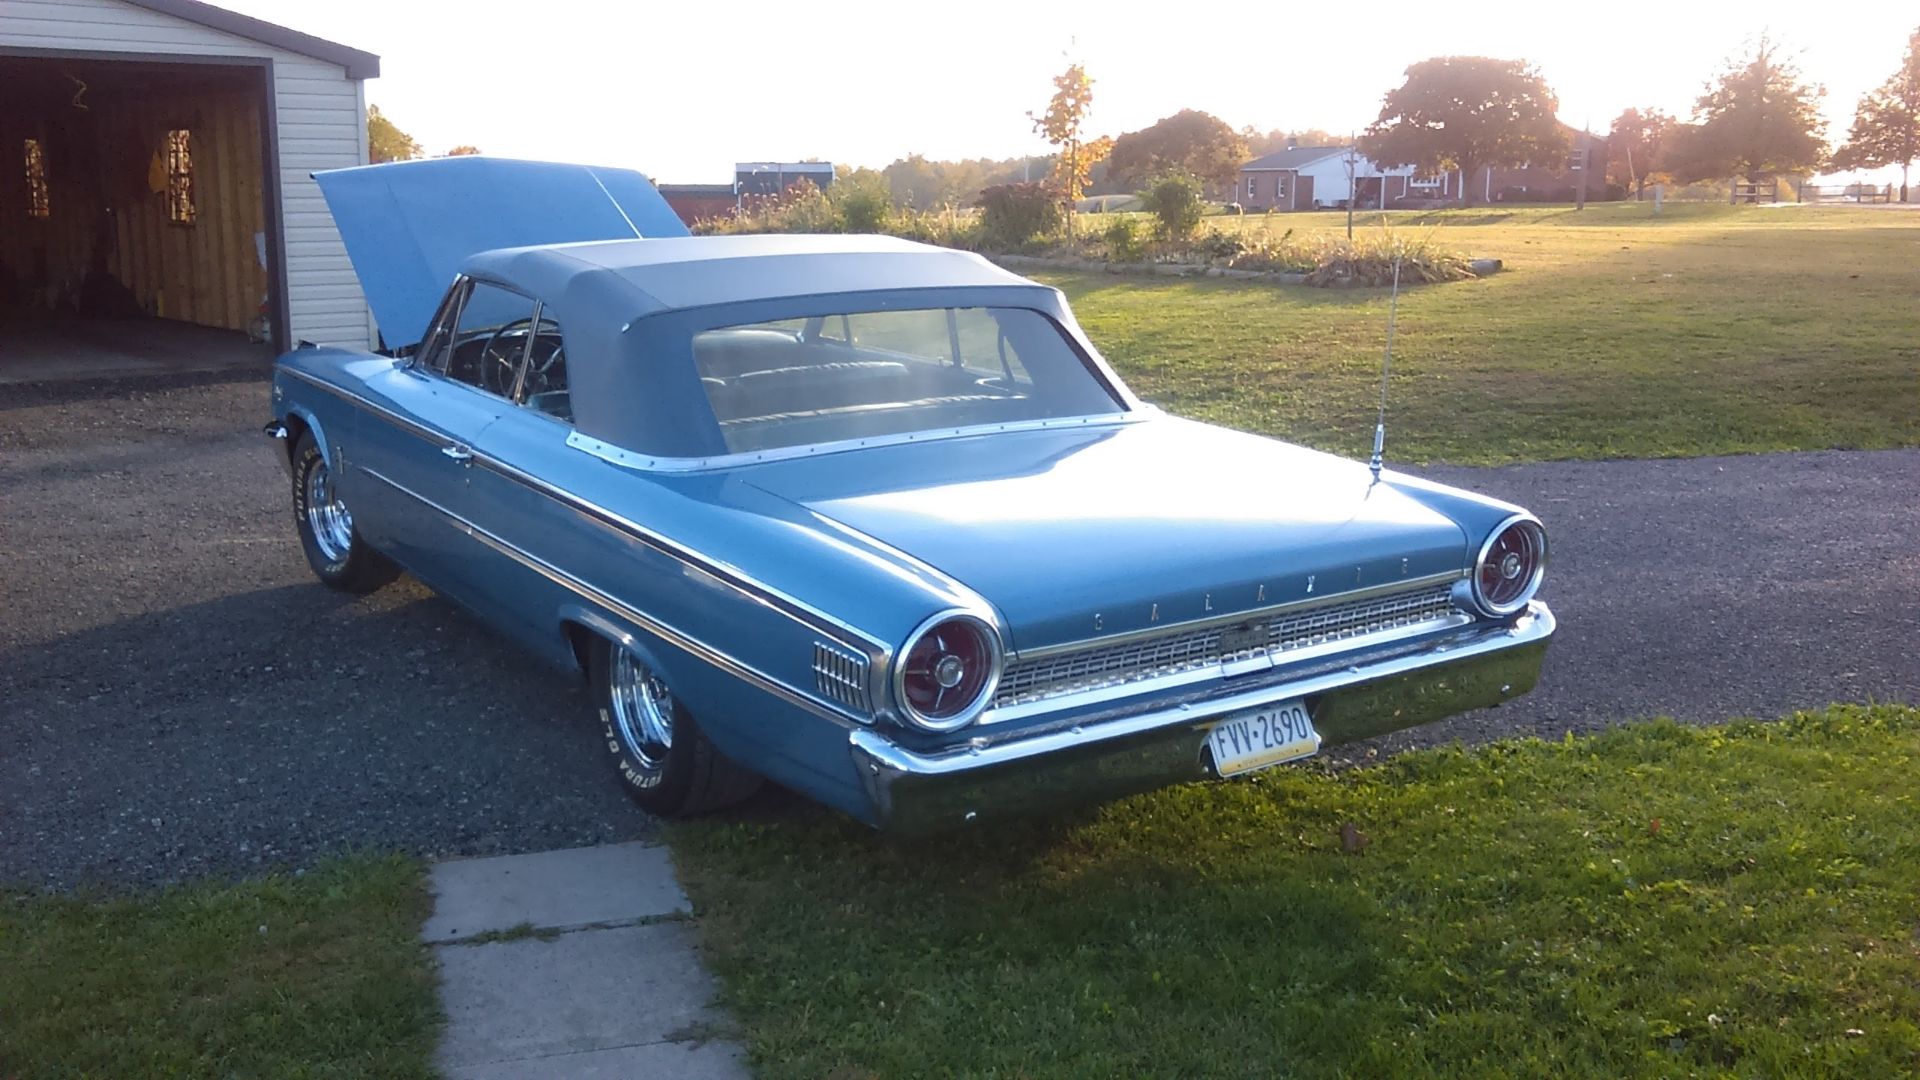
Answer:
xmin=593 ymin=638 xmax=761 ymax=817
xmin=290 ymin=431 xmax=398 ymax=593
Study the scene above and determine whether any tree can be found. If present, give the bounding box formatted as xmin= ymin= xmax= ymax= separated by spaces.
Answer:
xmin=1029 ymin=62 xmax=1110 ymax=237
xmin=1832 ymin=28 xmax=1920 ymax=201
xmin=1360 ymin=57 xmax=1565 ymax=206
xmin=1107 ymin=110 xmax=1249 ymax=194
xmin=1607 ymin=108 xmax=1674 ymax=198
xmin=367 ymin=105 xmax=422 ymax=163
xmin=1685 ymin=35 xmax=1827 ymax=193
xmin=1242 ymin=127 xmax=1342 ymax=157
xmin=881 ymin=153 xmax=1048 ymax=210
xmin=445 ymin=145 xmax=482 ymax=157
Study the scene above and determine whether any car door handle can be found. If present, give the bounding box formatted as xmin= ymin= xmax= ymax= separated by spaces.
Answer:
xmin=442 ymin=444 xmax=474 ymax=464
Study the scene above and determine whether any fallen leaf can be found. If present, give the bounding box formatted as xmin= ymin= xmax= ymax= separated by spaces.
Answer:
xmin=1649 ymin=818 xmax=1662 ymax=837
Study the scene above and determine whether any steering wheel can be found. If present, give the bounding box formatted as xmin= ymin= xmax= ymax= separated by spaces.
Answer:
xmin=475 ymin=318 xmax=565 ymax=400
xmin=517 ymin=322 xmax=567 ymax=401
xmin=476 ymin=319 xmax=532 ymax=397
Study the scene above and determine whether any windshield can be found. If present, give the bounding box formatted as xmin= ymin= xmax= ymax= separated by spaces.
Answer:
xmin=692 ymin=306 xmax=1124 ymax=454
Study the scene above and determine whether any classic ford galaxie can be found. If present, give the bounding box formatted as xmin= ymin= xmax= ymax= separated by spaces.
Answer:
xmin=268 ymin=158 xmax=1553 ymax=830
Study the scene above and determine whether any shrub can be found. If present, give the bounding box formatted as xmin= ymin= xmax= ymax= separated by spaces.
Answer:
xmin=891 ymin=203 xmax=985 ymax=250
xmin=830 ymin=171 xmax=894 ymax=233
xmin=1141 ymin=172 xmax=1205 ymax=241
xmin=1298 ymin=229 xmax=1474 ymax=287
xmin=1100 ymin=216 xmax=1145 ymax=261
xmin=1193 ymin=229 xmax=1244 ymax=260
xmin=975 ymin=182 xmax=1061 ymax=249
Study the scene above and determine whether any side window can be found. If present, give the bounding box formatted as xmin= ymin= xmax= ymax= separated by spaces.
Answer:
xmin=443 ymin=282 xmax=540 ymax=398
xmin=516 ymin=307 xmax=570 ymax=422
xmin=413 ymin=282 xmax=466 ymax=366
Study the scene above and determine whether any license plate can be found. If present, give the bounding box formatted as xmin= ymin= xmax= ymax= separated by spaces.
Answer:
xmin=1207 ymin=699 xmax=1321 ymax=777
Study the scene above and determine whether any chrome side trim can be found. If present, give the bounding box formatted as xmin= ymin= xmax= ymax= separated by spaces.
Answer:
xmin=852 ymin=602 xmax=1556 ymax=780
xmin=471 ymin=452 xmax=889 ymax=659
xmin=358 ymin=465 xmax=868 ymax=727
xmin=1010 ymin=570 xmax=1466 ymax=662
xmin=564 ymin=411 xmax=1143 ymax=474
xmin=279 ymin=365 xmax=448 ymax=447
xmin=277 ymin=365 xmax=889 ymax=662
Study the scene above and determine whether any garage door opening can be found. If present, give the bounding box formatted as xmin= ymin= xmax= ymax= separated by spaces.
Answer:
xmin=0 ymin=55 xmax=279 ymax=384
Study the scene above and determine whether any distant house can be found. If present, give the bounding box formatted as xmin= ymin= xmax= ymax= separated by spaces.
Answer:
xmin=735 ymin=161 xmax=834 ymax=198
xmin=1237 ymin=126 xmax=1611 ymax=210
xmin=1235 ymin=145 xmax=1416 ymax=212
xmin=1479 ymin=126 xmax=1609 ymax=204
xmin=657 ymin=161 xmax=840 ymax=227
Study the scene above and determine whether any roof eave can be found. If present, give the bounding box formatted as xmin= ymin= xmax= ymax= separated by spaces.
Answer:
xmin=123 ymin=0 xmax=380 ymax=78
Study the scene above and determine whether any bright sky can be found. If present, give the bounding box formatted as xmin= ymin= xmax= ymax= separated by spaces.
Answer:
xmin=227 ymin=0 xmax=1912 ymax=182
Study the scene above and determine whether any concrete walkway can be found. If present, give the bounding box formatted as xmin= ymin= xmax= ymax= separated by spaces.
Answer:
xmin=425 ymin=842 xmax=750 ymax=1079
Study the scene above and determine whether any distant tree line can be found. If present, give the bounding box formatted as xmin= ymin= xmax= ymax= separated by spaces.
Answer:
xmin=365 ymin=23 xmax=1919 ymax=215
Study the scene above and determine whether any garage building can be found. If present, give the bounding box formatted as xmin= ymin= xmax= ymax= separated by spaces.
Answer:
xmin=1 ymin=0 xmax=379 ymax=380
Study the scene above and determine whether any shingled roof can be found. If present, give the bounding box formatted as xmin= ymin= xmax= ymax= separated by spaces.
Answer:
xmin=1242 ymin=146 xmax=1348 ymax=171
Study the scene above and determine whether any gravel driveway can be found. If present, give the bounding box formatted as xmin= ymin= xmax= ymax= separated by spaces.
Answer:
xmin=4 ymin=375 xmax=1915 ymax=889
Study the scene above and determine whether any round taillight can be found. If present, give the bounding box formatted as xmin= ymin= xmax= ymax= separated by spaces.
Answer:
xmin=895 ymin=613 xmax=1001 ymax=732
xmin=1473 ymin=514 xmax=1547 ymax=616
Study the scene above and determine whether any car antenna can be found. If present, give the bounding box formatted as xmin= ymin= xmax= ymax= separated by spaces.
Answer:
xmin=1369 ymin=252 xmax=1403 ymax=483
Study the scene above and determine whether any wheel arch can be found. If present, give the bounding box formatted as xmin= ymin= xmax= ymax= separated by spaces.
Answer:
xmin=558 ymin=606 xmax=676 ymax=684
xmin=280 ymin=404 xmax=333 ymax=470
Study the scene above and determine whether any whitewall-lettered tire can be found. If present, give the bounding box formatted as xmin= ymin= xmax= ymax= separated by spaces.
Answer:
xmin=290 ymin=431 xmax=398 ymax=593
xmin=592 ymin=638 xmax=762 ymax=817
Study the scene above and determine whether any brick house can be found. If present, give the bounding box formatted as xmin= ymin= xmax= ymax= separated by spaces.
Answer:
xmin=657 ymin=183 xmax=738 ymax=227
xmin=1237 ymin=126 xmax=1610 ymax=210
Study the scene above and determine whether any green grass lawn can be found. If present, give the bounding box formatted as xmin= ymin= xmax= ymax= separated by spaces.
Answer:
xmin=672 ymin=704 xmax=1920 ymax=1079
xmin=1047 ymin=202 xmax=1920 ymax=465
xmin=0 ymin=855 xmax=439 ymax=1079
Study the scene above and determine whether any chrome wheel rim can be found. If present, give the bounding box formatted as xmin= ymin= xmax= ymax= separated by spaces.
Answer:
xmin=609 ymin=648 xmax=674 ymax=771
xmin=304 ymin=457 xmax=354 ymax=563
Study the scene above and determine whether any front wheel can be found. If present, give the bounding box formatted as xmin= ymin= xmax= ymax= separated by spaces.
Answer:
xmin=290 ymin=431 xmax=398 ymax=593
xmin=593 ymin=639 xmax=761 ymax=817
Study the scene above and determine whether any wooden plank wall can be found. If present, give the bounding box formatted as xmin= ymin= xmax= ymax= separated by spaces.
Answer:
xmin=1 ymin=76 xmax=266 ymax=332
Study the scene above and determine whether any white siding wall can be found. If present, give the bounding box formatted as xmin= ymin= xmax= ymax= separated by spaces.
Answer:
xmin=0 ymin=0 xmax=373 ymax=348
xmin=1297 ymin=156 xmax=1416 ymax=208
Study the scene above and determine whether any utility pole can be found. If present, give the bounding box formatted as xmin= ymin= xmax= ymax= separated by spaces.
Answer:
xmin=1345 ymin=136 xmax=1358 ymax=239
xmin=1575 ymin=125 xmax=1590 ymax=211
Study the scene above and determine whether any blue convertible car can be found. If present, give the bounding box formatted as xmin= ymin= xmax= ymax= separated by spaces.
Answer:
xmin=267 ymin=158 xmax=1553 ymax=830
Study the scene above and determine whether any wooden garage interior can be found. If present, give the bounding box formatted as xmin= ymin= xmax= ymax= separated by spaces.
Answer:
xmin=0 ymin=54 xmax=279 ymax=379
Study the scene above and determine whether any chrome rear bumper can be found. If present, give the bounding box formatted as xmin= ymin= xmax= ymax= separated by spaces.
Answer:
xmin=849 ymin=602 xmax=1554 ymax=832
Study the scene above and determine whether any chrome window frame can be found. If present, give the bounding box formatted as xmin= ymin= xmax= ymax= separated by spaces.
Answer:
xmin=413 ymin=276 xmax=563 ymax=413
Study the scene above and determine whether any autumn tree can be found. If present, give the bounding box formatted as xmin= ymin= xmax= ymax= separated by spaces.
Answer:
xmin=1608 ymin=107 xmax=1674 ymax=198
xmin=1832 ymin=28 xmax=1920 ymax=201
xmin=1029 ymin=62 xmax=1112 ymax=237
xmin=445 ymin=145 xmax=482 ymax=156
xmin=1681 ymin=35 xmax=1827 ymax=193
xmin=1106 ymin=110 xmax=1248 ymax=194
xmin=367 ymin=104 xmax=422 ymax=163
xmin=1360 ymin=57 xmax=1565 ymax=206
